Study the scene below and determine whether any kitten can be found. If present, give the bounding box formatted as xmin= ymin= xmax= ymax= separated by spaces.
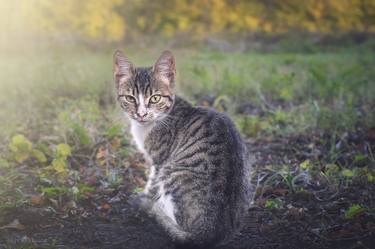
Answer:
xmin=114 ymin=50 xmax=252 ymax=247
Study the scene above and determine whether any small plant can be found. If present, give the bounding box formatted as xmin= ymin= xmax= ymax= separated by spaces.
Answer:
xmin=38 ymin=143 xmax=72 ymax=184
xmin=265 ymin=198 xmax=283 ymax=210
xmin=133 ymin=187 xmax=144 ymax=193
xmin=345 ymin=204 xmax=366 ymax=219
xmin=9 ymin=135 xmax=47 ymax=164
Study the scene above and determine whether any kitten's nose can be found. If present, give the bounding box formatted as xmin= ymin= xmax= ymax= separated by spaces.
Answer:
xmin=137 ymin=111 xmax=147 ymax=118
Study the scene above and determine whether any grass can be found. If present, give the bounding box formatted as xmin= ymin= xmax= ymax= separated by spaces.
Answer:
xmin=1 ymin=48 xmax=374 ymax=139
xmin=0 ymin=45 xmax=374 ymax=211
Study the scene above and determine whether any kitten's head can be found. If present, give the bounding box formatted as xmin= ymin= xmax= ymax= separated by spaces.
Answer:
xmin=113 ymin=50 xmax=176 ymax=125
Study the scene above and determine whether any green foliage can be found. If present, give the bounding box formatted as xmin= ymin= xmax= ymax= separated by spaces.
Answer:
xmin=345 ymin=204 xmax=366 ymax=219
xmin=9 ymin=135 xmax=33 ymax=163
xmin=41 ymin=186 xmax=69 ymax=198
xmin=8 ymin=135 xmax=47 ymax=164
xmin=106 ymin=124 xmax=123 ymax=139
xmin=133 ymin=187 xmax=144 ymax=193
xmin=324 ymin=164 xmax=340 ymax=178
xmin=342 ymin=169 xmax=355 ymax=178
xmin=72 ymin=123 xmax=90 ymax=145
xmin=235 ymin=115 xmax=270 ymax=138
xmin=56 ymin=144 xmax=72 ymax=159
xmin=300 ymin=160 xmax=312 ymax=170
xmin=265 ymin=199 xmax=283 ymax=210
xmin=31 ymin=149 xmax=47 ymax=163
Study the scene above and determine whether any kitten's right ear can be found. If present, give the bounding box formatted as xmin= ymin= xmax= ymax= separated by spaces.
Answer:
xmin=113 ymin=50 xmax=134 ymax=83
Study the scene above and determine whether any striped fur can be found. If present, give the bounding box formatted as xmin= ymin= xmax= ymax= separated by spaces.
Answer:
xmin=114 ymin=50 xmax=252 ymax=247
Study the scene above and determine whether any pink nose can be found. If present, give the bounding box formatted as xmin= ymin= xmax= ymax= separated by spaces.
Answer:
xmin=137 ymin=112 xmax=147 ymax=118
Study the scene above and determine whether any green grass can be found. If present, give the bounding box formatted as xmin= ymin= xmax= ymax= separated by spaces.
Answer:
xmin=0 ymin=46 xmax=374 ymax=208
xmin=1 ymin=48 xmax=374 ymax=140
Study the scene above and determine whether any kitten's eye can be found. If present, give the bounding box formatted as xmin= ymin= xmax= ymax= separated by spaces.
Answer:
xmin=124 ymin=95 xmax=136 ymax=103
xmin=149 ymin=95 xmax=162 ymax=104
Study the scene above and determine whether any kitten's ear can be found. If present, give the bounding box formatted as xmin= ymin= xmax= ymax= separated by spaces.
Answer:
xmin=153 ymin=50 xmax=176 ymax=87
xmin=113 ymin=50 xmax=134 ymax=83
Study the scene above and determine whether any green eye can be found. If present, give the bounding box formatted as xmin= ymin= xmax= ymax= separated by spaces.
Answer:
xmin=150 ymin=95 xmax=161 ymax=104
xmin=125 ymin=95 xmax=136 ymax=103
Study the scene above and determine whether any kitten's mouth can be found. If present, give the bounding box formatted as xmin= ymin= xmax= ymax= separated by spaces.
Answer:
xmin=135 ymin=118 xmax=152 ymax=125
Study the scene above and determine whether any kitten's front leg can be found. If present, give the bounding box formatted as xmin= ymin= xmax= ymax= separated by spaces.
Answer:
xmin=127 ymin=165 xmax=155 ymax=213
xmin=144 ymin=165 xmax=156 ymax=194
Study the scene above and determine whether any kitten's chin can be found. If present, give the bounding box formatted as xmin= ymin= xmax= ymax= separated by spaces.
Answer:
xmin=130 ymin=117 xmax=155 ymax=126
xmin=137 ymin=120 xmax=153 ymax=125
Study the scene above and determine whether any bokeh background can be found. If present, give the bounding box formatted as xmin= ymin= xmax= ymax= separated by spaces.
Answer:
xmin=0 ymin=1 xmax=375 ymax=248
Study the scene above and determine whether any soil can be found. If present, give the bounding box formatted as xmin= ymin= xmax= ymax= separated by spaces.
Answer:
xmin=1 ymin=131 xmax=375 ymax=249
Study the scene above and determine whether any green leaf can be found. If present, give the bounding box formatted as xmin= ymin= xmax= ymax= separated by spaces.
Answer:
xmin=10 ymin=135 xmax=32 ymax=152
xmin=9 ymin=135 xmax=33 ymax=163
xmin=345 ymin=204 xmax=366 ymax=219
xmin=36 ymin=143 xmax=52 ymax=157
xmin=56 ymin=144 xmax=71 ymax=159
xmin=354 ymin=154 xmax=367 ymax=162
xmin=300 ymin=159 xmax=311 ymax=169
xmin=31 ymin=149 xmax=47 ymax=163
xmin=367 ymin=174 xmax=374 ymax=182
xmin=325 ymin=164 xmax=339 ymax=176
xmin=265 ymin=199 xmax=283 ymax=209
xmin=106 ymin=124 xmax=122 ymax=139
xmin=72 ymin=123 xmax=90 ymax=145
xmin=133 ymin=187 xmax=144 ymax=193
xmin=342 ymin=169 xmax=354 ymax=177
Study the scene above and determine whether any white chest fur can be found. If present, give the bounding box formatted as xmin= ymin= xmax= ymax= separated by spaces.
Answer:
xmin=130 ymin=120 xmax=153 ymax=162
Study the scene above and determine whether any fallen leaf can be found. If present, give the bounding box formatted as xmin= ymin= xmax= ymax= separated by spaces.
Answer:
xmin=110 ymin=137 xmax=121 ymax=149
xmin=101 ymin=203 xmax=111 ymax=211
xmin=30 ymin=195 xmax=43 ymax=205
xmin=96 ymin=147 xmax=107 ymax=160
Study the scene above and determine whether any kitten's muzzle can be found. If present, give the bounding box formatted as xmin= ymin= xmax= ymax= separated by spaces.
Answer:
xmin=136 ymin=112 xmax=148 ymax=119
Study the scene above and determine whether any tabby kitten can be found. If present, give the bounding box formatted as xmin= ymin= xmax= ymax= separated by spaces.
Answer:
xmin=114 ymin=50 xmax=252 ymax=246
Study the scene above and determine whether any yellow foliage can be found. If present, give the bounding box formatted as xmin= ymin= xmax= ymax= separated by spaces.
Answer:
xmin=0 ymin=0 xmax=374 ymax=43
xmin=0 ymin=0 xmax=125 ymax=42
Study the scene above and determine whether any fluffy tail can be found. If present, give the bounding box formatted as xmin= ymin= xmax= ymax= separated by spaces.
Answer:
xmin=151 ymin=204 xmax=191 ymax=242
xmin=150 ymin=205 xmax=217 ymax=247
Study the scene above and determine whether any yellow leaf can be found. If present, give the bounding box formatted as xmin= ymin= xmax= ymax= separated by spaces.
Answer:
xmin=56 ymin=144 xmax=71 ymax=159
xmin=52 ymin=158 xmax=67 ymax=174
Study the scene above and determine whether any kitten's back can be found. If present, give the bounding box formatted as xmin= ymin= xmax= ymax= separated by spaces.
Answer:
xmin=145 ymin=97 xmax=252 ymax=246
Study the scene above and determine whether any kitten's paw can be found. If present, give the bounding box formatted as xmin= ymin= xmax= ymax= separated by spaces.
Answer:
xmin=127 ymin=192 xmax=152 ymax=211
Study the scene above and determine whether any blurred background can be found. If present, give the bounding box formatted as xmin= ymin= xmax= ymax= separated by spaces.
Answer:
xmin=0 ymin=1 xmax=375 ymax=247
xmin=1 ymin=0 xmax=375 ymax=50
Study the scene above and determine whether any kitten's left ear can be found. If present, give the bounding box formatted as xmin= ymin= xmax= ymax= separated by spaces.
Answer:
xmin=153 ymin=50 xmax=176 ymax=87
xmin=113 ymin=50 xmax=134 ymax=84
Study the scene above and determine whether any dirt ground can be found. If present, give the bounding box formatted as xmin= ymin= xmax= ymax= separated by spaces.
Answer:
xmin=1 ymin=132 xmax=375 ymax=249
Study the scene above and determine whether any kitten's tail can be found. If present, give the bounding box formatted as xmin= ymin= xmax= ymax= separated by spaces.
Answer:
xmin=151 ymin=205 xmax=190 ymax=241
xmin=151 ymin=205 xmax=215 ymax=247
